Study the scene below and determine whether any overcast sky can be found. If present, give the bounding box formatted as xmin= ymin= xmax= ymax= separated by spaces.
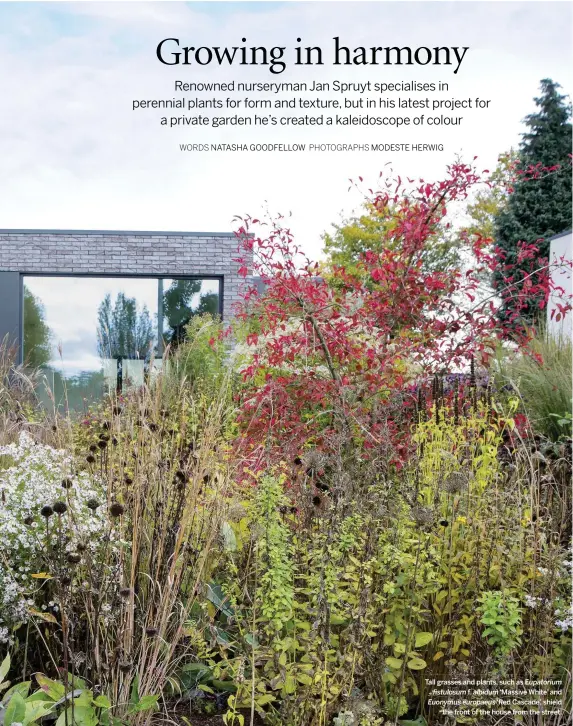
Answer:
xmin=0 ymin=1 xmax=571 ymax=256
xmin=1 ymin=1 xmax=571 ymax=375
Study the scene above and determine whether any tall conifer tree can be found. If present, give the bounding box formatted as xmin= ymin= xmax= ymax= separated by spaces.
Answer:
xmin=494 ymin=79 xmax=572 ymax=326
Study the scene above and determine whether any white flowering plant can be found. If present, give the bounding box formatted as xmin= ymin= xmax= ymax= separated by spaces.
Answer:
xmin=0 ymin=432 xmax=107 ymax=643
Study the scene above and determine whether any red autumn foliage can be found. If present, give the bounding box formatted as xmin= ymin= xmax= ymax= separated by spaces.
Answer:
xmin=230 ymin=161 xmax=571 ymax=480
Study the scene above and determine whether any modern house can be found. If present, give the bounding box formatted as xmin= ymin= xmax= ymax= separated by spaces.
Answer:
xmin=547 ymin=230 xmax=572 ymax=341
xmin=0 ymin=229 xmax=248 ymax=406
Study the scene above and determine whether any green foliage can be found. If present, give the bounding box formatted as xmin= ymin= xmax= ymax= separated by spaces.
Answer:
xmin=253 ymin=474 xmax=294 ymax=631
xmin=96 ymin=292 xmax=154 ymax=360
xmin=465 ymin=149 xmax=518 ymax=240
xmin=322 ymin=201 xmax=460 ymax=281
xmin=162 ymin=279 xmax=219 ymax=348
xmin=494 ymin=79 xmax=572 ymax=324
xmin=23 ymin=285 xmax=52 ymax=368
xmin=495 ymin=334 xmax=572 ymax=440
xmin=0 ymin=658 xmax=157 ymax=726
xmin=165 ymin=313 xmax=228 ymax=398
xmin=477 ymin=590 xmax=523 ymax=658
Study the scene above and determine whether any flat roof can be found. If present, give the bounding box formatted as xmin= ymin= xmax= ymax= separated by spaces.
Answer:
xmin=0 ymin=229 xmax=236 ymax=237
xmin=548 ymin=229 xmax=572 ymax=241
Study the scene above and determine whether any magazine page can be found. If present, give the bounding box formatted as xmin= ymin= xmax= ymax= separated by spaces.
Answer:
xmin=0 ymin=2 xmax=571 ymax=725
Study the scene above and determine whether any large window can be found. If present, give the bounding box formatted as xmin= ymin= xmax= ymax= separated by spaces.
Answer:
xmin=22 ymin=275 xmax=221 ymax=410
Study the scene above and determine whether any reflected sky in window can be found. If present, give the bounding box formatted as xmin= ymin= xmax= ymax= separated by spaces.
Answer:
xmin=23 ymin=276 xmax=220 ymax=377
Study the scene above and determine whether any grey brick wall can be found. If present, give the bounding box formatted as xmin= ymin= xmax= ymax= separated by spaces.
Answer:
xmin=0 ymin=229 xmax=251 ymax=360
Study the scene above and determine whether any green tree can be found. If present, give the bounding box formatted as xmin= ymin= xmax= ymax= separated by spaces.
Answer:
xmin=97 ymin=292 xmax=154 ymax=360
xmin=465 ymin=149 xmax=518 ymax=240
xmin=162 ymin=280 xmax=219 ymax=347
xmin=322 ymin=200 xmax=460 ymax=282
xmin=23 ymin=285 xmax=52 ymax=367
xmin=494 ymin=79 xmax=572 ymax=325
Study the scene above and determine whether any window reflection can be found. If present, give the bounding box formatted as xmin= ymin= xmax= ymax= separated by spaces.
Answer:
xmin=22 ymin=276 xmax=221 ymax=410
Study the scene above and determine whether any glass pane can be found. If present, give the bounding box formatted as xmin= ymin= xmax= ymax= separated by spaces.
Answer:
xmin=22 ymin=276 xmax=221 ymax=411
xmin=161 ymin=278 xmax=220 ymax=349
xmin=23 ymin=276 xmax=159 ymax=411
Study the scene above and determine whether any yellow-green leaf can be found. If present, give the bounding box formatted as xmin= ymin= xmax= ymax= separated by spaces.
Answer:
xmin=407 ymin=657 xmax=427 ymax=670
xmin=28 ymin=608 xmax=58 ymax=624
xmin=414 ymin=632 xmax=433 ymax=648
xmin=385 ymin=657 xmax=403 ymax=670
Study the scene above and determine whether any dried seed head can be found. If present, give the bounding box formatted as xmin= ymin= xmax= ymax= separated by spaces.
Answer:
xmin=61 ymin=478 xmax=73 ymax=489
xmin=109 ymin=502 xmax=125 ymax=517
xmin=99 ymin=432 xmax=110 ymax=441
xmin=443 ymin=471 xmax=468 ymax=494
xmin=67 ymin=552 xmax=82 ymax=564
xmin=312 ymin=495 xmax=322 ymax=507
xmin=411 ymin=505 xmax=434 ymax=526
xmin=86 ymin=498 xmax=100 ymax=511
xmin=124 ymin=476 xmax=133 ymax=485
xmin=119 ymin=587 xmax=132 ymax=599
xmin=175 ymin=469 xmax=186 ymax=482
xmin=118 ymin=661 xmax=132 ymax=673
xmin=439 ymin=519 xmax=449 ymax=527
xmin=77 ymin=541 xmax=87 ymax=552
xmin=53 ymin=501 xmax=68 ymax=515
xmin=97 ymin=440 xmax=108 ymax=450
xmin=145 ymin=627 xmax=158 ymax=637
xmin=40 ymin=505 xmax=54 ymax=518
xmin=227 ymin=504 xmax=247 ymax=522
xmin=89 ymin=444 xmax=98 ymax=453
xmin=303 ymin=449 xmax=326 ymax=477
xmin=86 ymin=454 xmax=96 ymax=464
xmin=60 ymin=575 xmax=72 ymax=586
xmin=24 ymin=515 xmax=35 ymax=526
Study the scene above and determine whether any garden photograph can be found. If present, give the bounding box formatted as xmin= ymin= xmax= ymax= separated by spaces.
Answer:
xmin=0 ymin=69 xmax=571 ymax=726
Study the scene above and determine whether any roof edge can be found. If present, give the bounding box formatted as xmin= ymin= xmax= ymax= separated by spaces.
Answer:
xmin=0 ymin=229 xmax=236 ymax=237
xmin=548 ymin=229 xmax=572 ymax=241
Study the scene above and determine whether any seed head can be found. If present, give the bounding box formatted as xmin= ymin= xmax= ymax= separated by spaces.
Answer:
xmin=119 ymin=587 xmax=132 ymax=599
xmin=86 ymin=498 xmax=100 ymax=511
xmin=109 ymin=502 xmax=125 ymax=517
xmin=86 ymin=454 xmax=96 ymax=464
xmin=145 ymin=627 xmax=158 ymax=637
xmin=61 ymin=478 xmax=73 ymax=489
xmin=443 ymin=471 xmax=468 ymax=494
xmin=97 ymin=440 xmax=108 ymax=450
xmin=40 ymin=505 xmax=54 ymax=518
xmin=89 ymin=444 xmax=98 ymax=453
xmin=411 ymin=505 xmax=433 ymax=526
xmin=24 ymin=515 xmax=34 ymax=526
xmin=118 ymin=661 xmax=132 ymax=673
xmin=67 ymin=552 xmax=82 ymax=564
xmin=53 ymin=501 xmax=68 ymax=515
